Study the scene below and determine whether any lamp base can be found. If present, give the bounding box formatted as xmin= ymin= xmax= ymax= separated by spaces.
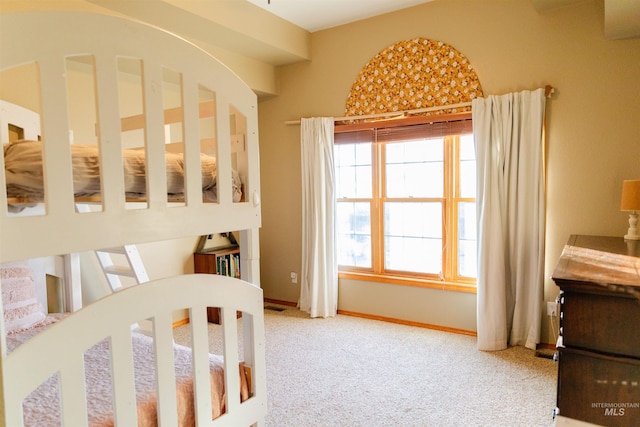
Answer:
xmin=624 ymin=211 xmax=639 ymax=240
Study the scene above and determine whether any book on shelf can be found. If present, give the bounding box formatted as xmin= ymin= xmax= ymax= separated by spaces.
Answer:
xmin=215 ymin=251 xmax=240 ymax=278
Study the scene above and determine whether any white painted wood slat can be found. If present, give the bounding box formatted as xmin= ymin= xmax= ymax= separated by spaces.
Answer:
xmin=110 ymin=326 xmax=139 ymax=426
xmin=190 ymin=305 xmax=214 ymax=426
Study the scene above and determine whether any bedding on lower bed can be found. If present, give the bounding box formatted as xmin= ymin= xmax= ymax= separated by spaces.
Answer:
xmin=3 ymin=140 xmax=243 ymax=211
xmin=5 ymin=315 xmax=249 ymax=426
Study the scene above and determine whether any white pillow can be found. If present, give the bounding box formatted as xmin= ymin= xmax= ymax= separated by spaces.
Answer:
xmin=1 ymin=261 xmax=46 ymax=333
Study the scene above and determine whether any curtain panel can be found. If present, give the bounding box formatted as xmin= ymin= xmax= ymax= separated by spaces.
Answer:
xmin=473 ymin=89 xmax=546 ymax=351
xmin=299 ymin=117 xmax=338 ymax=318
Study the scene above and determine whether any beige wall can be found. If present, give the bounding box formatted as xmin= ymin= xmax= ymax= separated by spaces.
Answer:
xmin=257 ymin=0 xmax=640 ymax=344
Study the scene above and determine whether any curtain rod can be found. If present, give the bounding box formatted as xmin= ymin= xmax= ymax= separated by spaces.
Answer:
xmin=284 ymin=85 xmax=555 ymax=126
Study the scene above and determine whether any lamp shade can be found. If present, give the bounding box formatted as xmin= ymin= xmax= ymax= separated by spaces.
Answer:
xmin=621 ymin=179 xmax=640 ymax=211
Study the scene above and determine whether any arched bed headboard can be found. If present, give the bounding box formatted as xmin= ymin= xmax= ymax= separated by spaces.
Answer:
xmin=0 ymin=11 xmax=261 ymax=261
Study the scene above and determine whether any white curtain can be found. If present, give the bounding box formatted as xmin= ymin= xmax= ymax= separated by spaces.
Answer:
xmin=473 ymin=88 xmax=546 ymax=351
xmin=299 ymin=117 xmax=338 ymax=318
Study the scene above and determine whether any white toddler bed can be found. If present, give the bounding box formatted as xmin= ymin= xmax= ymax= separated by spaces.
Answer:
xmin=0 ymin=10 xmax=265 ymax=427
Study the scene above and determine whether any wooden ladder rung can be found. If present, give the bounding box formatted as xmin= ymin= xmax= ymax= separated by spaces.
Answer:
xmin=103 ymin=266 xmax=136 ymax=277
xmin=96 ymin=247 xmax=127 ymax=255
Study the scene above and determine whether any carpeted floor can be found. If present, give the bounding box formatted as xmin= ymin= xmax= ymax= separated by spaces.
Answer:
xmin=174 ymin=304 xmax=558 ymax=427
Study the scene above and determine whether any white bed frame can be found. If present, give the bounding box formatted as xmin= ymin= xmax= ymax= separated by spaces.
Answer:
xmin=0 ymin=10 xmax=266 ymax=427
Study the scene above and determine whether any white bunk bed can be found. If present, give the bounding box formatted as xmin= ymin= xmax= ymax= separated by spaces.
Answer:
xmin=0 ymin=10 xmax=266 ymax=427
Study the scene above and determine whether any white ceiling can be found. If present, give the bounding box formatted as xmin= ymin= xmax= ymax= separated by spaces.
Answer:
xmin=247 ymin=0 xmax=640 ymax=38
xmin=245 ymin=0 xmax=435 ymax=32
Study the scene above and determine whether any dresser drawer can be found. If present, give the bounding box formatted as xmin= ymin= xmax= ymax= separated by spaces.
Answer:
xmin=560 ymin=290 xmax=640 ymax=358
xmin=557 ymin=348 xmax=640 ymax=427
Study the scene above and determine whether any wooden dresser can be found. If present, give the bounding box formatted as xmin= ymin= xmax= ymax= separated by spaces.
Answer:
xmin=552 ymin=235 xmax=640 ymax=426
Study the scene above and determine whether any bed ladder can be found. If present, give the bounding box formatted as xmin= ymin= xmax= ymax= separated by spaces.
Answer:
xmin=95 ymin=245 xmax=150 ymax=292
xmin=72 ymin=205 xmax=149 ymax=292
xmin=95 ymin=245 xmax=154 ymax=335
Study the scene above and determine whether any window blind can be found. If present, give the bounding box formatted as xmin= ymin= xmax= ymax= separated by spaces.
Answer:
xmin=334 ymin=113 xmax=472 ymax=144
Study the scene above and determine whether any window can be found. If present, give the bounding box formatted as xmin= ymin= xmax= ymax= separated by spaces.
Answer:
xmin=335 ymin=114 xmax=476 ymax=292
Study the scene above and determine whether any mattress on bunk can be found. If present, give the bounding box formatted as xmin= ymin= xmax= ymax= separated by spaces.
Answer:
xmin=6 ymin=315 xmax=249 ymax=426
xmin=2 ymin=140 xmax=243 ymax=210
xmin=0 ymin=261 xmax=46 ymax=333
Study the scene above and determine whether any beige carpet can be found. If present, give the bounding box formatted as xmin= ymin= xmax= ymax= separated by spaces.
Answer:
xmin=174 ymin=304 xmax=558 ymax=427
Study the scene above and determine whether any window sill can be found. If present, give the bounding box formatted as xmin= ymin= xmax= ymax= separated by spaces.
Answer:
xmin=338 ymin=271 xmax=477 ymax=294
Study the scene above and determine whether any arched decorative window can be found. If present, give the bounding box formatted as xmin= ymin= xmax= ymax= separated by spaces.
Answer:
xmin=344 ymin=38 xmax=483 ymax=119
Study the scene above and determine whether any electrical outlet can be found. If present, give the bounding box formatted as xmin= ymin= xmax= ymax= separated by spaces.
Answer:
xmin=290 ymin=272 xmax=298 ymax=284
xmin=547 ymin=301 xmax=558 ymax=317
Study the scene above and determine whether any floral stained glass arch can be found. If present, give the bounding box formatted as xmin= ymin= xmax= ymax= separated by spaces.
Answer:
xmin=344 ymin=38 xmax=483 ymax=119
